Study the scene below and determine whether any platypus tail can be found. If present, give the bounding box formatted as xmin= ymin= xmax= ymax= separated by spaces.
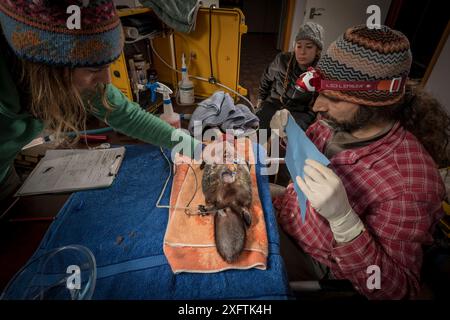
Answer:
xmin=214 ymin=207 xmax=250 ymax=263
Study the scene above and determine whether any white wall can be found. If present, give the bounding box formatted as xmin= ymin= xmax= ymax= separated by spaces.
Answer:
xmin=288 ymin=0 xmax=307 ymax=51
xmin=288 ymin=0 xmax=391 ymax=52
xmin=425 ymin=33 xmax=450 ymax=114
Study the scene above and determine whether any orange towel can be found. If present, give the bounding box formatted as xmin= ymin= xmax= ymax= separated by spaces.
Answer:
xmin=163 ymin=138 xmax=268 ymax=273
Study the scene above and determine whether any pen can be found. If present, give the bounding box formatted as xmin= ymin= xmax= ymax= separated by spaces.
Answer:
xmin=108 ymin=155 xmax=122 ymax=176
xmin=80 ymin=135 xmax=108 ymax=142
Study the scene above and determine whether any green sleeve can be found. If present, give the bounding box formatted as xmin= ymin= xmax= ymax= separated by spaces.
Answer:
xmin=90 ymin=84 xmax=201 ymax=157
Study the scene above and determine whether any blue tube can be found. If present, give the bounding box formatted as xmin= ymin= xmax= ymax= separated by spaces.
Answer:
xmin=65 ymin=127 xmax=113 ymax=138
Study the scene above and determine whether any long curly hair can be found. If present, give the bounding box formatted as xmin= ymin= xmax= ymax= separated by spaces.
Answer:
xmin=18 ymin=60 xmax=113 ymax=144
xmin=361 ymin=83 xmax=450 ymax=167
xmin=1 ymin=29 xmax=113 ymax=145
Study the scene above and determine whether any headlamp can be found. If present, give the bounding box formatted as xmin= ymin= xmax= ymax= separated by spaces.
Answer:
xmin=294 ymin=67 xmax=406 ymax=94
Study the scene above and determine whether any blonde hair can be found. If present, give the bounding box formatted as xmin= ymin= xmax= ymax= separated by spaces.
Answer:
xmin=19 ymin=60 xmax=113 ymax=145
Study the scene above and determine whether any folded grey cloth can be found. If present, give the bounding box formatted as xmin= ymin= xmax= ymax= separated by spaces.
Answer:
xmin=189 ymin=91 xmax=259 ymax=136
xmin=140 ymin=0 xmax=200 ymax=33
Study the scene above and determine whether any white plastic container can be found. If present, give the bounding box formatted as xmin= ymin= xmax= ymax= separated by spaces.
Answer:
xmin=160 ymin=96 xmax=181 ymax=128
xmin=178 ymin=53 xmax=195 ymax=105
xmin=157 ymin=84 xmax=180 ymax=128
xmin=144 ymin=82 xmax=181 ymax=128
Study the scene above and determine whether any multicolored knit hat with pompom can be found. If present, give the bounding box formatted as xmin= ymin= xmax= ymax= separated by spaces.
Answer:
xmin=316 ymin=25 xmax=412 ymax=106
xmin=0 ymin=0 xmax=123 ymax=67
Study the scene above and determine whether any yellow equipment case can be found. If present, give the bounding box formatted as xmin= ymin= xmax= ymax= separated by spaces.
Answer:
xmin=110 ymin=6 xmax=248 ymax=113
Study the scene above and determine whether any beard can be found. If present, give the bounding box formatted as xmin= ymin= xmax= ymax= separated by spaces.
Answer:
xmin=319 ymin=106 xmax=376 ymax=132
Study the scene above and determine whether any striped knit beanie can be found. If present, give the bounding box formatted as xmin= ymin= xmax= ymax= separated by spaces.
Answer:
xmin=0 ymin=0 xmax=123 ymax=67
xmin=295 ymin=22 xmax=324 ymax=50
xmin=316 ymin=25 xmax=412 ymax=106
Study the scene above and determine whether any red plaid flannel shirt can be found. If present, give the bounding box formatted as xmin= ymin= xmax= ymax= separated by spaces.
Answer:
xmin=273 ymin=121 xmax=445 ymax=299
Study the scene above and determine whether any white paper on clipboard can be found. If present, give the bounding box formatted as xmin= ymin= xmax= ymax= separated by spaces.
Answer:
xmin=15 ymin=147 xmax=125 ymax=196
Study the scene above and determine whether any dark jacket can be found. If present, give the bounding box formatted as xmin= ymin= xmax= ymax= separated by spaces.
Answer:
xmin=258 ymin=52 xmax=315 ymax=113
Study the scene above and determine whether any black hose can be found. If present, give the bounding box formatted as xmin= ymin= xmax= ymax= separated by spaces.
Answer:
xmin=208 ymin=5 xmax=216 ymax=84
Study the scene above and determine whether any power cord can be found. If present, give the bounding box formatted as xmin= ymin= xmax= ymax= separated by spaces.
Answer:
xmin=156 ymin=147 xmax=216 ymax=216
xmin=208 ymin=5 xmax=216 ymax=84
xmin=149 ymin=38 xmax=255 ymax=113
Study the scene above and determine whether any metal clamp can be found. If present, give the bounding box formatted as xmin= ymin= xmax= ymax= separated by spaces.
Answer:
xmin=389 ymin=77 xmax=403 ymax=93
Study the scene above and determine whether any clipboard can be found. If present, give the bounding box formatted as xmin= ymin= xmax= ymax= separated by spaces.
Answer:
xmin=15 ymin=147 xmax=126 ymax=196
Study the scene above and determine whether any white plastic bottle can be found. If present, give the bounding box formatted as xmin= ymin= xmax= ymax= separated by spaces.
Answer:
xmin=178 ymin=53 xmax=195 ymax=105
xmin=159 ymin=90 xmax=181 ymax=128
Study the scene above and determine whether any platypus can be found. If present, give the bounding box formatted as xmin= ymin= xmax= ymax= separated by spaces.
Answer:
xmin=200 ymin=161 xmax=252 ymax=263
